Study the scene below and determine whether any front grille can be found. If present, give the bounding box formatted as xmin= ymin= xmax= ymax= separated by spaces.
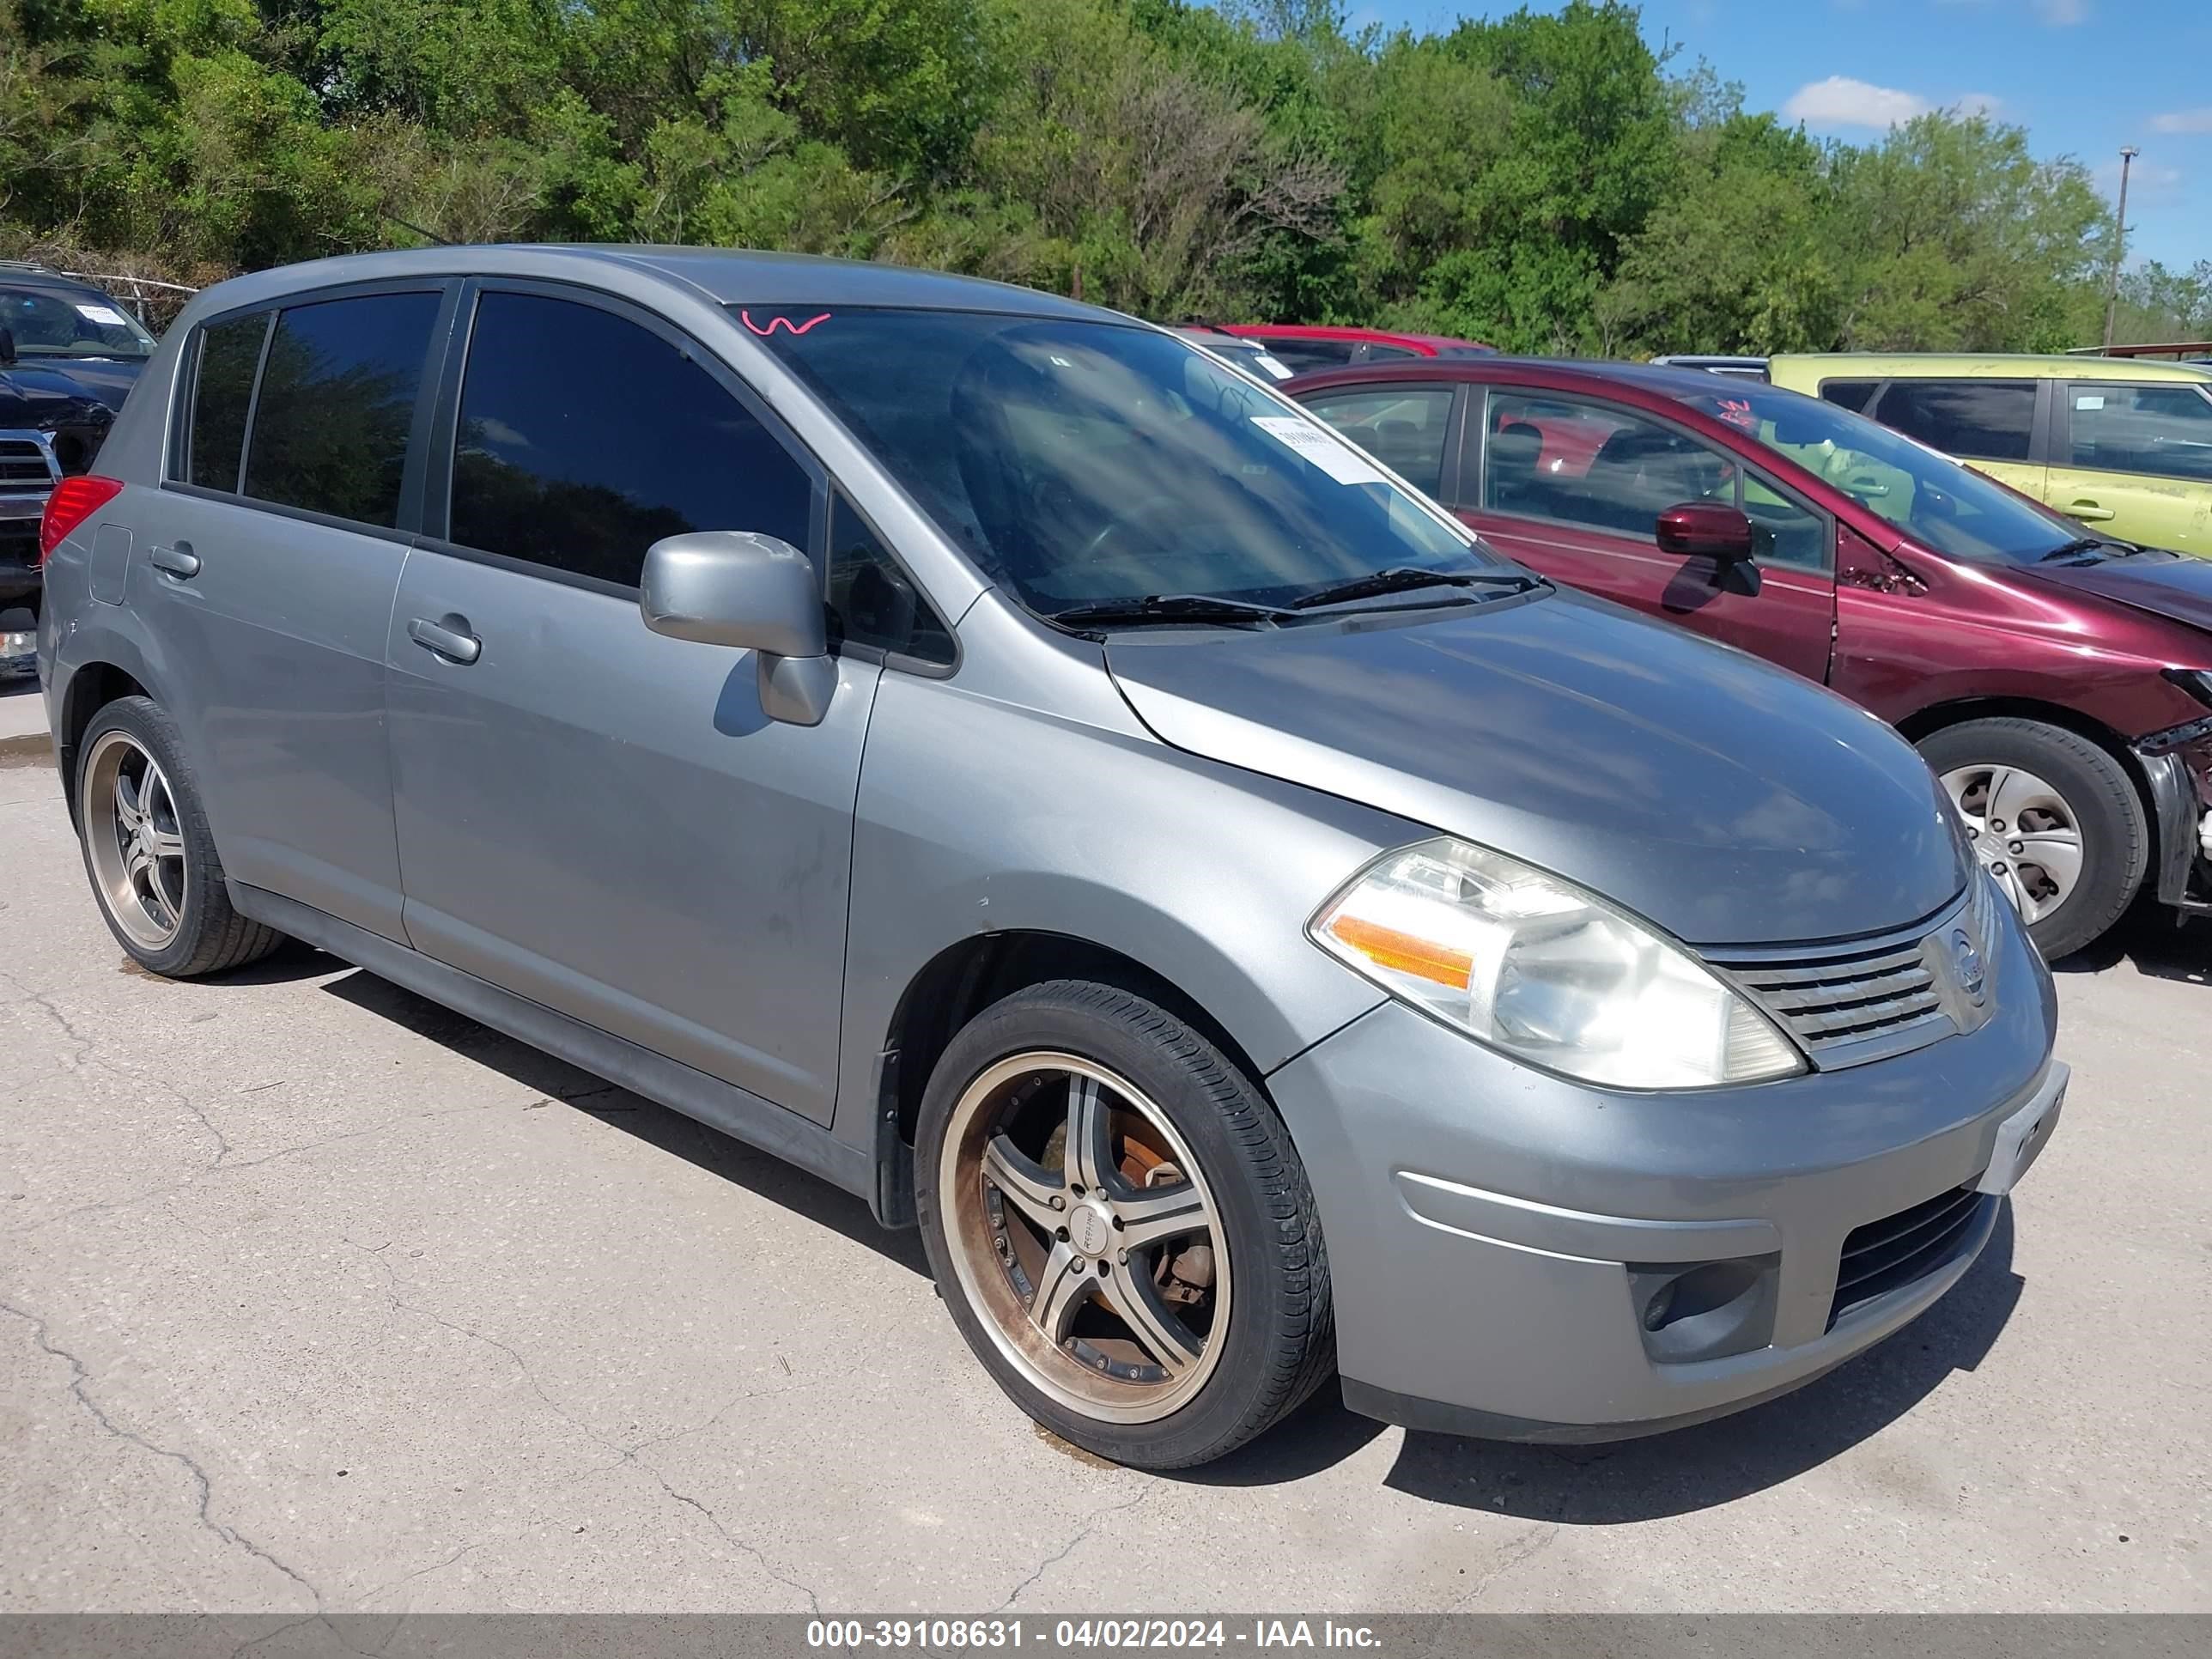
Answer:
xmin=0 ymin=434 xmax=59 ymax=489
xmin=1709 ymin=930 xmax=1949 ymax=1071
xmin=1829 ymin=1182 xmax=1990 ymax=1328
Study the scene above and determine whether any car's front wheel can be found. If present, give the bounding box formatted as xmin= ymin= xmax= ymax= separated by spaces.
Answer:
xmin=1918 ymin=717 xmax=2147 ymax=961
xmin=915 ymin=981 xmax=1334 ymax=1469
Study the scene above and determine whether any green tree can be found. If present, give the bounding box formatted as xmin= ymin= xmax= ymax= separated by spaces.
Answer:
xmin=1826 ymin=113 xmax=2108 ymax=351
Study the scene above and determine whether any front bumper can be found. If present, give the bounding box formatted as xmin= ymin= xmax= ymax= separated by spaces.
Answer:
xmin=2136 ymin=737 xmax=2212 ymax=917
xmin=1267 ymin=898 xmax=2060 ymax=1442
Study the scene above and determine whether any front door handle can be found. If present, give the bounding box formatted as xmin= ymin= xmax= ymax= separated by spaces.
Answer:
xmin=407 ymin=615 xmax=482 ymax=665
xmin=148 ymin=542 xmax=200 ymax=578
xmin=2065 ymin=501 xmax=2117 ymax=521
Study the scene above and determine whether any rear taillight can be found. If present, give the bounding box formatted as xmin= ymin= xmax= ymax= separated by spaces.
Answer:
xmin=39 ymin=475 xmax=125 ymax=566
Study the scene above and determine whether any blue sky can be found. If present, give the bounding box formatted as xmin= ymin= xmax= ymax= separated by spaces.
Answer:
xmin=1359 ymin=2 xmax=2212 ymax=272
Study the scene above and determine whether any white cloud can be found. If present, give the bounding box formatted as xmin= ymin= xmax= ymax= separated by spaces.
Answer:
xmin=1783 ymin=76 xmax=1931 ymax=130
xmin=2094 ymin=159 xmax=2184 ymax=204
xmin=2152 ymin=107 xmax=2212 ymax=135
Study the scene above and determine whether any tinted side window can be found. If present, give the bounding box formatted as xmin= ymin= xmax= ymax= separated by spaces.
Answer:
xmin=1484 ymin=392 xmax=1829 ymax=570
xmin=2067 ymin=382 xmax=2212 ymax=481
xmin=828 ymin=494 xmax=955 ymax=665
xmin=186 ymin=313 xmax=266 ymax=491
xmin=241 ymin=293 xmax=441 ymax=527
xmin=1361 ymin=343 xmax=1419 ymax=362
xmin=449 ymin=293 xmax=813 ymax=587
xmin=1817 ymin=379 xmax=1880 ymax=414
xmin=1871 ymin=379 xmax=2035 ymax=463
xmin=1302 ymin=386 xmax=1456 ymax=495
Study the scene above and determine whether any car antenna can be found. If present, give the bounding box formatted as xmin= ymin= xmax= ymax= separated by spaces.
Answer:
xmin=384 ymin=214 xmax=454 ymax=246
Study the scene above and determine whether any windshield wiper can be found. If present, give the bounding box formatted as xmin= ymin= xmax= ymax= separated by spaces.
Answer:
xmin=2039 ymin=537 xmax=2117 ymax=563
xmin=1289 ymin=565 xmax=1546 ymax=611
xmin=1048 ymin=592 xmax=1297 ymax=629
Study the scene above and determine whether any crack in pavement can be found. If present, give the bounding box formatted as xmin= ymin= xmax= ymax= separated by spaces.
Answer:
xmin=347 ymin=1240 xmax=823 ymax=1610
xmin=11 ymin=1100 xmax=505 ymax=1239
xmin=4 ymin=977 xmax=235 ymax=1167
xmin=651 ymin=1478 xmax=825 ymax=1614
xmin=0 ymin=1297 xmax=322 ymax=1613
xmin=994 ymin=1485 xmax=1156 ymax=1613
xmin=349 ymin=1241 xmax=629 ymax=1467
xmin=352 ymin=1541 xmax=483 ymax=1611
xmin=1442 ymin=1522 xmax=1560 ymax=1612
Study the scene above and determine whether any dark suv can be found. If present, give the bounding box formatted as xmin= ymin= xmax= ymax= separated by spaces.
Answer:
xmin=2 ymin=264 xmax=150 ymax=619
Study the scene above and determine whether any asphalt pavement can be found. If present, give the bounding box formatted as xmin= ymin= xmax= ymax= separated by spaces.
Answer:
xmin=2 ymin=692 xmax=2206 ymax=1613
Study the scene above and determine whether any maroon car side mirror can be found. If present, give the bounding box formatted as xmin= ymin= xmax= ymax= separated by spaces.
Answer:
xmin=1656 ymin=501 xmax=1756 ymax=563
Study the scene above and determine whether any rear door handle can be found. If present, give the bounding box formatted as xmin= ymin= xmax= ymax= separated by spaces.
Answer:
xmin=149 ymin=542 xmax=200 ymax=578
xmin=407 ymin=615 xmax=482 ymax=665
xmin=2065 ymin=501 xmax=2116 ymax=521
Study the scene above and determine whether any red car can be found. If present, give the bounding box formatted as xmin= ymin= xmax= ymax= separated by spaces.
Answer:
xmin=1290 ymin=357 xmax=2212 ymax=959
xmin=1215 ymin=323 xmax=1493 ymax=375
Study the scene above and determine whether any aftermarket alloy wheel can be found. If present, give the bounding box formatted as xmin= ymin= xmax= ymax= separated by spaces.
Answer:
xmin=75 ymin=697 xmax=283 ymax=977
xmin=1918 ymin=717 xmax=2146 ymax=961
xmin=915 ymin=981 xmax=1334 ymax=1469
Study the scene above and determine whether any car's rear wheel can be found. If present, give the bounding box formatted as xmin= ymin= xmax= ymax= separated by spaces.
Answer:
xmin=915 ymin=981 xmax=1334 ymax=1469
xmin=76 ymin=696 xmax=283 ymax=977
xmin=1917 ymin=718 xmax=2146 ymax=961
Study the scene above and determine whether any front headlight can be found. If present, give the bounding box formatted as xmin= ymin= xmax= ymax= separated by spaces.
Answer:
xmin=1310 ymin=837 xmax=1806 ymax=1090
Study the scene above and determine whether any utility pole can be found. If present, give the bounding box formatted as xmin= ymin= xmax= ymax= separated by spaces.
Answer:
xmin=2103 ymin=146 xmax=2138 ymax=349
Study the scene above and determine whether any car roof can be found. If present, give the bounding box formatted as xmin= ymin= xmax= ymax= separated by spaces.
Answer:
xmin=1222 ymin=323 xmax=1492 ymax=353
xmin=1284 ymin=356 xmax=1757 ymax=403
xmin=173 ymin=245 xmax=1108 ymax=324
xmin=1770 ymin=351 xmax=2212 ymax=383
xmin=0 ymin=263 xmax=116 ymax=300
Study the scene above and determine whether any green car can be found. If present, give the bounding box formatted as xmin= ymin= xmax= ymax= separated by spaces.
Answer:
xmin=1767 ymin=353 xmax=2212 ymax=556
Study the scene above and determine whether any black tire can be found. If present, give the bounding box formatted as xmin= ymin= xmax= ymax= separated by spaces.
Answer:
xmin=75 ymin=696 xmax=284 ymax=977
xmin=1917 ymin=717 xmax=2147 ymax=961
xmin=915 ymin=980 xmax=1334 ymax=1469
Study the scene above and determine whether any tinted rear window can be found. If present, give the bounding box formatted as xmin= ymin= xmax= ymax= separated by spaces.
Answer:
xmin=1262 ymin=338 xmax=1360 ymax=373
xmin=186 ymin=313 xmax=266 ymax=492
xmin=242 ymin=292 xmax=441 ymax=527
xmin=1870 ymin=379 xmax=2036 ymax=463
xmin=1816 ymin=379 xmax=1879 ymax=414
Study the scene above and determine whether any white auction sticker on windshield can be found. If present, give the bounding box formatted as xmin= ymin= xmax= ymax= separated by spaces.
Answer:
xmin=76 ymin=303 xmax=130 ymax=326
xmin=1251 ymin=416 xmax=1388 ymax=485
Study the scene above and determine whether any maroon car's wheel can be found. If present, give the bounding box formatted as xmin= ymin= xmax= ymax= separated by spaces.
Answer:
xmin=1919 ymin=718 xmax=2147 ymax=960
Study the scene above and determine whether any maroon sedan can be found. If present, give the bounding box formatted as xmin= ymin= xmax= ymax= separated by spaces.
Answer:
xmin=1291 ymin=358 xmax=2212 ymax=959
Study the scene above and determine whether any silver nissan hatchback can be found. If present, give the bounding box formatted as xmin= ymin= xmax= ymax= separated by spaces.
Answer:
xmin=34 ymin=247 xmax=2064 ymax=1468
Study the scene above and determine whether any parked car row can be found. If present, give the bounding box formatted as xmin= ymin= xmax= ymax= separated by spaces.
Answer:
xmin=37 ymin=247 xmax=2072 ymax=1471
xmin=1291 ymin=354 xmax=2212 ymax=961
xmin=1649 ymin=348 xmax=2212 ymax=557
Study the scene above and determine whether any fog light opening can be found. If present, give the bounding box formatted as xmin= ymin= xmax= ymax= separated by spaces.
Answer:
xmin=1626 ymin=1254 xmax=1780 ymax=1364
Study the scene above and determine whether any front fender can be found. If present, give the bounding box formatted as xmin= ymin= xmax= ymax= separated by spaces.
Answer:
xmin=831 ymin=672 xmax=1409 ymax=1156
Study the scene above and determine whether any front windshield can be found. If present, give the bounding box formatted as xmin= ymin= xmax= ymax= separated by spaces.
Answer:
xmin=0 ymin=287 xmax=157 ymax=360
xmin=1682 ymin=385 xmax=2074 ymax=563
xmin=744 ymin=307 xmax=1506 ymax=617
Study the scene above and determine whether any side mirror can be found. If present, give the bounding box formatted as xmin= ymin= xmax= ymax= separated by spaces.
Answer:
xmin=0 ymin=326 xmax=15 ymax=368
xmin=640 ymin=531 xmax=835 ymax=726
xmin=1655 ymin=501 xmax=1755 ymax=563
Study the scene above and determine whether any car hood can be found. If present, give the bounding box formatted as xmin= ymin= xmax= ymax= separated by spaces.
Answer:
xmin=1104 ymin=588 xmax=1968 ymax=947
xmin=2019 ymin=546 xmax=2212 ymax=635
xmin=0 ymin=362 xmax=127 ymax=428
